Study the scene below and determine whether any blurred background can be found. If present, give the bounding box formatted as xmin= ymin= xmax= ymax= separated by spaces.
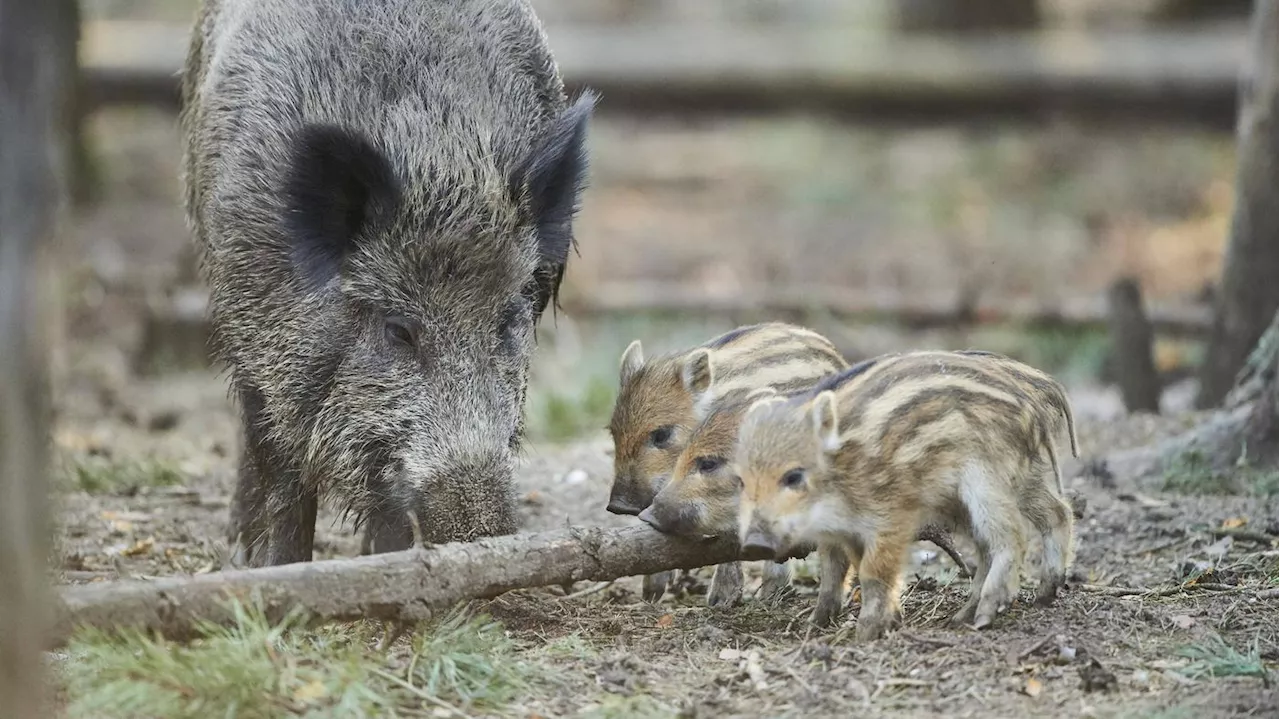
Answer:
xmin=56 ymin=0 xmax=1251 ymax=456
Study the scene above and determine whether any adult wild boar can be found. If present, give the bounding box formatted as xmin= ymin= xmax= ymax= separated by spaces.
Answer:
xmin=179 ymin=0 xmax=596 ymax=566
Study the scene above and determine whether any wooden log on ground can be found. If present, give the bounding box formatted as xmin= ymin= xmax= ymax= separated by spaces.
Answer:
xmin=1106 ymin=277 xmax=1162 ymax=413
xmin=561 ymin=283 xmax=1214 ymax=338
xmin=52 ymin=525 xmax=750 ymax=647
xmin=79 ymin=20 xmax=1246 ymax=131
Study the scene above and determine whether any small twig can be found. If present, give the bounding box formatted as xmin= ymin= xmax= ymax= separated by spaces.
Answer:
xmin=870 ymin=677 xmax=933 ymax=701
xmin=1255 ymin=588 xmax=1279 ymax=600
xmin=555 ymin=579 xmax=616 ymax=601
xmin=1007 ymin=633 xmax=1056 ymax=664
xmin=1207 ymin=528 xmax=1278 ymax=545
xmin=1079 ymin=584 xmax=1177 ymax=597
xmin=1191 ymin=583 xmax=1246 ymax=592
xmin=899 ymin=631 xmax=959 ymax=648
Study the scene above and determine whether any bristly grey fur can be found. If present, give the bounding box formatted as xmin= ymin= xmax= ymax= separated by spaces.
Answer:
xmin=179 ymin=0 xmax=596 ymax=566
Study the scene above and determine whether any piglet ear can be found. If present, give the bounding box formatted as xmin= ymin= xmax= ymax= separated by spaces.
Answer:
xmin=281 ymin=124 xmax=401 ymax=291
xmin=680 ymin=349 xmax=715 ymax=401
xmin=511 ymin=90 xmax=598 ymax=315
xmin=620 ymin=339 xmax=645 ymax=385
xmin=810 ymin=390 xmax=842 ymax=454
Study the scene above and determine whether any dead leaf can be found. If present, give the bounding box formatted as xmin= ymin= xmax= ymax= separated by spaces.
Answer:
xmin=120 ymin=537 xmax=155 ymax=557
xmin=719 ymin=648 xmax=742 ymax=661
xmin=656 ymin=614 xmax=673 ymax=628
xmin=293 ymin=680 xmax=328 ymax=703
xmin=108 ymin=520 xmax=134 ymax=534
xmin=1021 ymin=677 xmax=1043 ymax=698
xmin=1221 ymin=517 xmax=1249 ymax=529
xmin=1171 ymin=614 xmax=1196 ymax=630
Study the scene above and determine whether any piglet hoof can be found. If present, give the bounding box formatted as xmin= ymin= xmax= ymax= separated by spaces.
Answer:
xmin=1035 ymin=577 xmax=1065 ymax=606
xmin=707 ymin=569 xmax=744 ymax=608
xmin=949 ymin=604 xmax=977 ymax=628
xmin=811 ymin=603 xmax=841 ymax=629
xmin=854 ymin=618 xmax=891 ymax=643
xmin=642 ymin=572 xmax=671 ymax=602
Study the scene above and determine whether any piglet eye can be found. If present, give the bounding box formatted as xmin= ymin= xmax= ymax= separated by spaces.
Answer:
xmin=695 ymin=457 xmax=723 ymax=474
xmin=649 ymin=425 xmax=675 ymax=449
xmin=384 ymin=316 xmax=416 ymax=349
xmin=780 ymin=469 xmax=805 ymax=489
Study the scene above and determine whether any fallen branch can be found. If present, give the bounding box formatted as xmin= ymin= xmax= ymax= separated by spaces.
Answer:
xmin=1078 ymin=582 xmax=1252 ymax=598
xmin=52 ymin=525 xmax=743 ymax=648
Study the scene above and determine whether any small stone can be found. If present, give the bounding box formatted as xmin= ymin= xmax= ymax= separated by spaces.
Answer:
xmin=562 ymin=469 xmax=588 ymax=485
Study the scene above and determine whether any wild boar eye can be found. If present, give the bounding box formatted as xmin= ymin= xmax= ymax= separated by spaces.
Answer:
xmin=384 ymin=316 xmax=416 ymax=349
xmin=780 ymin=469 xmax=805 ymax=489
xmin=498 ymin=298 xmax=529 ymax=343
xmin=695 ymin=456 xmax=723 ymax=474
xmin=649 ymin=425 xmax=675 ymax=448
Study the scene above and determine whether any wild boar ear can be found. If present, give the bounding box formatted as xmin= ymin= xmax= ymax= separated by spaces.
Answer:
xmin=680 ymin=349 xmax=714 ymax=400
xmin=281 ymin=124 xmax=401 ymax=291
xmin=811 ymin=390 xmax=842 ymax=454
xmin=619 ymin=339 xmax=645 ymax=385
xmin=511 ymin=91 xmax=598 ymax=301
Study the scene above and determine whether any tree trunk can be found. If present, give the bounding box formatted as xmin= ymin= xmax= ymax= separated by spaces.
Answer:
xmin=58 ymin=0 xmax=96 ymax=208
xmin=896 ymin=0 xmax=1041 ymax=33
xmin=1196 ymin=0 xmax=1279 ymax=408
xmin=53 ymin=526 xmax=747 ymax=647
xmin=0 ymin=0 xmax=68 ymax=715
xmin=1107 ymin=277 xmax=1163 ymax=413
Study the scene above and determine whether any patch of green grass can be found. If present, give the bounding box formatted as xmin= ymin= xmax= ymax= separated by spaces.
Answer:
xmin=578 ymin=694 xmax=678 ymax=719
xmin=528 ymin=375 xmax=616 ymax=443
xmin=1161 ymin=448 xmax=1278 ymax=498
xmin=62 ymin=455 xmax=184 ymax=494
xmin=1176 ymin=634 xmax=1270 ymax=681
xmin=60 ymin=600 xmax=541 ymax=718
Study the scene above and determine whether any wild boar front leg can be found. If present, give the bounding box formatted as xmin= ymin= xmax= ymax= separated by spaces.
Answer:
xmin=853 ymin=527 xmax=913 ymax=642
xmin=812 ymin=545 xmax=853 ymax=628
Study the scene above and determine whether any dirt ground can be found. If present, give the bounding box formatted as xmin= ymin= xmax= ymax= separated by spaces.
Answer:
xmin=45 ymin=98 xmax=1277 ymax=717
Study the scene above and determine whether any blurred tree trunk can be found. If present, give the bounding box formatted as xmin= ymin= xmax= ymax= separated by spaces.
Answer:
xmin=895 ymin=0 xmax=1041 ymax=33
xmin=1107 ymin=278 xmax=1162 ymax=413
xmin=0 ymin=0 xmax=67 ymax=715
xmin=1196 ymin=0 xmax=1278 ymax=409
xmin=59 ymin=0 xmax=95 ymax=207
